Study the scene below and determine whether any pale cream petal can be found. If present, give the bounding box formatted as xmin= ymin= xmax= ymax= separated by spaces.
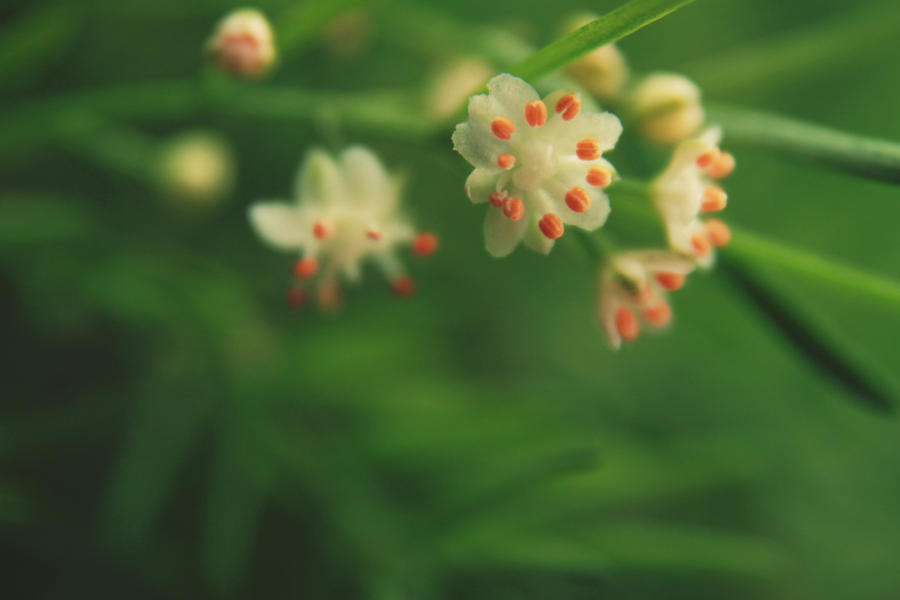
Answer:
xmin=248 ymin=202 xmax=309 ymax=250
xmin=465 ymin=168 xmax=503 ymax=204
xmin=340 ymin=146 xmax=394 ymax=212
xmin=294 ymin=149 xmax=344 ymax=205
xmin=484 ymin=205 xmax=528 ymax=257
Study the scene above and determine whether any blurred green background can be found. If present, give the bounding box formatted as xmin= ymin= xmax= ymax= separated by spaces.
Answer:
xmin=2 ymin=0 xmax=899 ymax=598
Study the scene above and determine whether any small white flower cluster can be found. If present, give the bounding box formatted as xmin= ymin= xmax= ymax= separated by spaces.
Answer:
xmin=249 ymin=147 xmax=437 ymax=309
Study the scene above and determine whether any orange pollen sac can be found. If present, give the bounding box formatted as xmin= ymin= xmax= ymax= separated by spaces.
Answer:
xmin=656 ymin=272 xmax=686 ymax=291
xmin=503 ymin=196 xmax=524 ymax=221
xmin=524 ymin=101 xmax=547 ymax=127
xmin=707 ymin=151 xmax=736 ymax=179
xmin=702 ymin=185 xmax=728 ymax=212
xmin=497 ymin=153 xmax=516 ymax=169
xmin=586 ymin=168 xmax=612 ymax=187
xmin=366 ymin=229 xmax=383 ymax=241
xmin=576 ymin=138 xmax=602 ymax=161
xmin=615 ymin=307 xmax=640 ymax=342
xmin=491 ymin=116 xmax=515 ymax=140
xmin=412 ymin=232 xmax=439 ymax=257
xmin=489 ymin=191 xmax=507 ymax=207
xmin=392 ymin=276 xmax=416 ymax=298
xmin=706 ymin=218 xmax=732 ymax=247
xmin=538 ymin=213 xmax=564 ymax=240
xmin=286 ymin=288 xmax=307 ymax=309
xmin=313 ymin=219 xmax=335 ymax=240
xmin=555 ymin=94 xmax=581 ymax=120
xmin=293 ymin=257 xmax=318 ymax=279
xmin=696 ymin=149 xmax=720 ymax=169
xmin=565 ymin=187 xmax=591 ymax=213
xmin=643 ymin=302 xmax=672 ymax=327
xmin=691 ymin=232 xmax=713 ymax=257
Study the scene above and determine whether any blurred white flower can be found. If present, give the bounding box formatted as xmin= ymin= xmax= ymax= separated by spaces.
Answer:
xmin=562 ymin=13 xmax=628 ymax=102
xmin=597 ymin=250 xmax=695 ymax=348
xmin=652 ymin=127 xmax=735 ymax=267
xmin=428 ymin=58 xmax=494 ymax=121
xmin=206 ymin=9 xmax=277 ymax=79
xmin=452 ymin=73 xmax=623 ymax=257
xmin=158 ymin=131 xmax=234 ymax=209
xmin=249 ymin=147 xmax=436 ymax=308
xmin=631 ymin=73 xmax=705 ymax=145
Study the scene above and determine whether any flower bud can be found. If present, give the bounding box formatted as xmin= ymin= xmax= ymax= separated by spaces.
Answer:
xmin=158 ymin=132 xmax=235 ymax=209
xmin=206 ymin=9 xmax=276 ymax=79
xmin=562 ymin=14 xmax=628 ymax=101
xmin=427 ymin=58 xmax=493 ymax=120
xmin=631 ymin=73 xmax=705 ymax=145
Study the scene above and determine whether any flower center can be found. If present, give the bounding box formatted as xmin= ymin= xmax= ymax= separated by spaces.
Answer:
xmin=512 ymin=140 xmax=556 ymax=191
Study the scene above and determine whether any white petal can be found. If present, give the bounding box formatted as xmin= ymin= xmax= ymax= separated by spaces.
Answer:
xmin=452 ymin=121 xmax=505 ymax=170
xmin=294 ymin=149 xmax=344 ymax=205
xmin=521 ymin=215 xmax=555 ymax=255
xmin=597 ymin=273 xmax=622 ymax=349
xmin=486 ymin=73 xmax=539 ymax=117
xmin=340 ymin=146 xmax=394 ymax=212
xmin=248 ymin=202 xmax=309 ymax=250
xmin=465 ymin=168 xmax=503 ymax=204
xmin=623 ymin=250 xmax=695 ymax=275
xmin=541 ymin=166 xmax=611 ymax=231
xmin=484 ymin=206 xmax=528 ymax=257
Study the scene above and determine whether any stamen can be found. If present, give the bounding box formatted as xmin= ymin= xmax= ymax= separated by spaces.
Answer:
xmin=615 ymin=307 xmax=640 ymax=341
xmin=412 ymin=232 xmax=439 ymax=257
xmin=565 ymin=187 xmax=591 ymax=213
xmin=656 ymin=272 xmax=686 ymax=291
xmin=691 ymin=232 xmax=712 ymax=257
xmin=503 ymin=197 xmax=524 ymax=221
xmin=293 ymin=257 xmax=318 ymax=279
xmin=705 ymin=218 xmax=732 ymax=247
xmin=491 ymin=116 xmax=515 ymax=140
xmin=555 ymin=94 xmax=581 ymax=120
xmin=497 ymin=153 xmax=516 ymax=169
xmin=524 ymin=101 xmax=547 ymax=127
xmin=643 ymin=302 xmax=672 ymax=327
xmin=631 ymin=283 xmax=652 ymax=305
xmin=538 ymin=213 xmax=564 ymax=239
xmin=317 ymin=283 xmax=342 ymax=310
xmin=366 ymin=229 xmax=383 ymax=241
xmin=576 ymin=138 xmax=602 ymax=161
xmin=286 ymin=288 xmax=307 ymax=308
xmin=707 ymin=151 xmax=735 ymax=179
xmin=313 ymin=219 xmax=334 ymax=240
xmin=489 ymin=191 xmax=507 ymax=207
xmin=696 ymin=149 xmax=720 ymax=169
xmin=392 ymin=276 xmax=416 ymax=298
xmin=586 ymin=168 xmax=612 ymax=187
xmin=701 ymin=185 xmax=728 ymax=212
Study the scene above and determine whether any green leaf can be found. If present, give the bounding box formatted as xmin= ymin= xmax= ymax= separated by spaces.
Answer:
xmin=510 ymin=0 xmax=697 ymax=82
xmin=709 ymin=103 xmax=900 ymax=184
xmin=0 ymin=4 xmax=81 ymax=90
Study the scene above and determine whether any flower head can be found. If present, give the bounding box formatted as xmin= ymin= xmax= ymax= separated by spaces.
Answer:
xmin=248 ymin=147 xmax=435 ymax=309
xmin=631 ymin=73 xmax=705 ymax=145
xmin=206 ymin=9 xmax=277 ymax=79
xmin=652 ymin=127 xmax=736 ymax=267
xmin=597 ymin=250 xmax=695 ymax=348
xmin=562 ymin=14 xmax=628 ymax=101
xmin=452 ymin=74 xmax=623 ymax=257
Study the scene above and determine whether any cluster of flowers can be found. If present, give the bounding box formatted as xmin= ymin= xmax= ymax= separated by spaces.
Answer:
xmin=213 ymin=10 xmax=735 ymax=347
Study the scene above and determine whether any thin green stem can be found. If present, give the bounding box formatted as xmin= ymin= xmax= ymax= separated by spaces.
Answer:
xmin=709 ymin=103 xmax=900 ymax=184
xmin=510 ymin=0 xmax=696 ymax=81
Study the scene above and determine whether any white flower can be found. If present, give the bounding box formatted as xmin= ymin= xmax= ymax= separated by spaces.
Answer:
xmin=597 ymin=250 xmax=695 ymax=348
xmin=158 ymin=131 xmax=234 ymax=209
xmin=562 ymin=14 xmax=628 ymax=101
xmin=652 ymin=127 xmax=735 ymax=267
xmin=248 ymin=147 xmax=436 ymax=308
xmin=631 ymin=73 xmax=705 ymax=145
xmin=452 ymin=73 xmax=623 ymax=257
xmin=206 ymin=9 xmax=277 ymax=79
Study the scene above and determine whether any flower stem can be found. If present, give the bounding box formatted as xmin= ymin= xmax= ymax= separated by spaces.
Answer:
xmin=510 ymin=0 xmax=697 ymax=82
xmin=708 ymin=103 xmax=900 ymax=184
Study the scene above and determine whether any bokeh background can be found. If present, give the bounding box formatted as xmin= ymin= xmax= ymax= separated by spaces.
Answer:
xmin=2 ymin=0 xmax=899 ymax=598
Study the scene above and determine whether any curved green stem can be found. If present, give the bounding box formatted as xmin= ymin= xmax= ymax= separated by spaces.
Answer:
xmin=510 ymin=0 xmax=696 ymax=81
xmin=709 ymin=103 xmax=900 ymax=184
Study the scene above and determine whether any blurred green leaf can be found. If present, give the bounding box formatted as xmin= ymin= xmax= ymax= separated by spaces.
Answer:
xmin=0 ymin=3 xmax=81 ymax=90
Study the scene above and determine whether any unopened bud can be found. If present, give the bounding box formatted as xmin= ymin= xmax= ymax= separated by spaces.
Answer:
xmin=158 ymin=131 xmax=234 ymax=209
xmin=562 ymin=14 xmax=628 ymax=101
xmin=206 ymin=9 xmax=277 ymax=79
xmin=427 ymin=58 xmax=493 ymax=120
xmin=631 ymin=73 xmax=705 ymax=145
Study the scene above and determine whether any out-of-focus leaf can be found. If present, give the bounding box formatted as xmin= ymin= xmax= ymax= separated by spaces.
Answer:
xmin=0 ymin=4 xmax=82 ymax=89
xmin=0 ymin=195 xmax=98 ymax=246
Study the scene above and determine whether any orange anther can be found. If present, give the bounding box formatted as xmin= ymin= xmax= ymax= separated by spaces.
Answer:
xmin=556 ymin=94 xmax=581 ymax=120
xmin=707 ymin=151 xmax=735 ymax=179
xmin=656 ymin=272 xmax=686 ymax=291
xmin=366 ymin=229 xmax=383 ymax=241
xmin=313 ymin=219 xmax=334 ymax=240
xmin=293 ymin=257 xmax=318 ymax=279
xmin=503 ymin=196 xmax=524 ymax=221
xmin=524 ymin=101 xmax=547 ymax=127
xmin=586 ymin=167 xmax=612 ymax=187
xmin=691 ymin=232 xmax=712 ymax=257
xmin=565 ymin=187 xmax=591 ymax=213
xmin=392 ymin=276 xmax=416 ymax=298
xmin=705 ymin=218 xmax=732 ymax=247
xmin=643 ymin=302 xmax=672 ymax=327
xmin=615 ymin=307 xmax=640 ymax=341
xmin=702 ymin=185 xmax=728 ymax=212
xmin=497 ymin=153 xmax=516 ymax=169
xmin=576 ymin=138 xmax=602 ymax=160
xmin=538 ymin=213 xmax=564 ymax=239
xmin=696 ymin=149 xmax=720 ymax=169
xmin=491 ymin=116 xmax=515 ymax=140
xmin=286 ymin=288 xmax=307 ymax=308
xmin=412 ymin=232 xmax=439 ymax=257
xmin=489 ymin=191 xmax=506 ymax=207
